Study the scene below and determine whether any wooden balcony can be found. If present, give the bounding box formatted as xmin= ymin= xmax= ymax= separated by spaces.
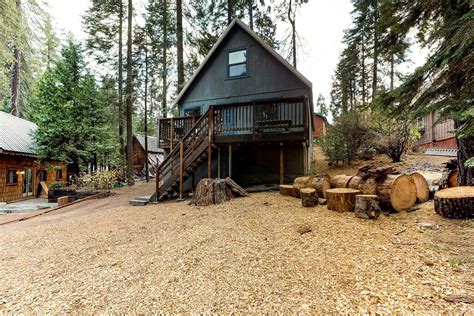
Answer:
xmin=158 ymin=97 xmax=310 ymax=149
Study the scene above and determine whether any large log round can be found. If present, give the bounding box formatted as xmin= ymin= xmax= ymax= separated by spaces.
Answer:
xmin=330 ymin=175 xmax=354 ymax=188
xmin=376 ymin=174 xmax=417 ymax=211
xmin=293 ymin=176 xmax=314 ymax=191
xmin=312 ymin=175 xmax=331 ymax=198
xmin=279 ymin=184 xmax=297 ymax=198
xmin=326 ymin=188 xmax=360 ymax=212
xmin=434 ymin=186 xmax=474 ymax=219
xmin=347 ymin=176 xmax=363 ymax=190
xmin=410 ymin=172 xmax=430 ymax=203
xmin=300 ymin=188 xmax=318 ymax=207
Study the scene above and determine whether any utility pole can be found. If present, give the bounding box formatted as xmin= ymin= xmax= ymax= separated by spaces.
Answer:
xmin=144 ymin=32 xmax=149 ymax=182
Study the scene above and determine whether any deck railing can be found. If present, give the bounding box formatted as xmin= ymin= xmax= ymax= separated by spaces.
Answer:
xmin=158 ymin=97 xmax=308 ymax=147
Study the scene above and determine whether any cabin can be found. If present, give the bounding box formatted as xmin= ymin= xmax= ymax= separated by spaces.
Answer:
xmin=312 ymin=113 xmax=327 ymax=140
xmin=415 ymin=112 xmax=457 ymax=156
xmin=131 ymin=134 xmax=164 ymax=177
xmin=0 ymin=111 xmax=67 ymax=203
xmin=154 ymin=19 xmax=313 ymax=200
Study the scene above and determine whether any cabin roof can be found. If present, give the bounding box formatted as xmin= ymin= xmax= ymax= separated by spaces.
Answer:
xmin=134 ymin=135 xmax=163 ymax=153
xmin=173 ymin=18 xmax=312 ymax=107
xmin=0 ymin=111 xmax=37 ymax=156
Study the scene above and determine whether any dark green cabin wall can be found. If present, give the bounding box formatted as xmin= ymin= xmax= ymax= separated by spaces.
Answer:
xmin=179 ymin=26 xmax=312 ymax=114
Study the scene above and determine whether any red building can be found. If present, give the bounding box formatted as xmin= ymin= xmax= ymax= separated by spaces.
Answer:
xmin=312 ymin=113 xmax=327 ymax=140
xmin=415 ymin=112 xmax=457 ymax=153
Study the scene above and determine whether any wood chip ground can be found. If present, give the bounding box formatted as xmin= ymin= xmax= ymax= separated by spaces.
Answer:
xmin=0 ymin=181 xmax=472 ymax=313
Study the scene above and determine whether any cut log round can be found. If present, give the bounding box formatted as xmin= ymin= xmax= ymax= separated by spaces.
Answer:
xmin=376 ymin=174 xmax=417 ymax=212
xmin=358 ymin=177 xmax=378 ymax=195
xmin=410 ymin=172 xmax=430 ymax=203
xmin=354 ymin=194 xmax=381 ymax=219
xmin=330 ymin=175 xmax=354 ymax=188
xmin=279 ymin=184 xmax=297 ymax=198
xmin=347 ymin=176 xmax=363 ymax=190
xmin=300 ymin=188 xmax=318 ymax=207
xmin=434 ymin=186 xmax=474 ymax=219
xmin=293 ymin=176 xmax=314 ymax=191
xmin=312 ymin=175 xmax=331 ymax=198
xmin=326 ymin=188 xmax=360 ymax=212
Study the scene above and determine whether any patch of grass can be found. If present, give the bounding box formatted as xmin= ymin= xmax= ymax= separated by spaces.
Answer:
xmin=449 ymin=257 xmax=467 ymax=266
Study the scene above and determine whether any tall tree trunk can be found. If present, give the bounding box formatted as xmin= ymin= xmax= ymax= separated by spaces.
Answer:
xmin=10 ymin=0 xmax=21 ymax=117
xmin=390 ymin=52 xmax=394 ymax=90
xmin=118 ymin=0 xmax=125 ymax=161
xmin=248 ymin=0 xmax=253 ymax=30
xmin=288 ymin=0 xmax=297 ymax=69
xmin=162 ymin=0 xmax=168 ymax=119
xmin=144 ymin=34 xmax=149 ymax=182
xmin=371 ymin=0 xmax=379 ymax=101
xmin=455 ymin=120 xmax=474 ymax=186
xmin=361 ymin=37 xmax=366 ymax=105
xmin=176 ymin=0 xmax=184 ymax=92
xmin=126 ymin=0 xmax=134 ymax=185
xmin=227 ymin=0 xmax=233 ymax=24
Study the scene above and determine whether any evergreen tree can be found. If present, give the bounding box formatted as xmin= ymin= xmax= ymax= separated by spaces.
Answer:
xmin=316 ymin=93 xmax=328 ymax=117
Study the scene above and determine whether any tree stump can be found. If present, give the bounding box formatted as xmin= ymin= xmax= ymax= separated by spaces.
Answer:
xmin=434 ymin=186 xmax=474 ymax=219
xmin=326 ymin=188 xmax=360 ymax=212
xmin=330 ymin=175 xmax=353 ymax=188
xmin=300 ymin=188 xmax=318 ymax=207
xmin=280 ymin=184 xmax=297 ymax=198
xmin=354 ymin=194 xmax=381 ymax=219
xmin=376 ymin=174 xmax=416 ymax=212
xmin=410 ymin=172 xmax=430 ymax=203
xmin=311 ymin=174 xmax=331 ymax=198
xmin=190 ymin=178 xmax=247 ymax=206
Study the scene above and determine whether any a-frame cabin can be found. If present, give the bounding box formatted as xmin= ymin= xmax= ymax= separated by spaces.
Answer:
xmin=154 ymin=18 xmax=313 ymax=201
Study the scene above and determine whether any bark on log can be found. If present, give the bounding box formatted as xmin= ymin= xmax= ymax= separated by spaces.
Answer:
xmin=354 ymin=194 xmax=381 ymax=219
xmin=357 ymin=165 xmax=397 ymax=180
xmin=225 ymin=177 xmax=249 ymax=197
xmin=326 ymin=188 xmax=360 ymax=212
xmin=293 ymin=176 xmax=314 ymax=191
xmin=434 ymin=186 xmax=474 ymax=219
xmin=357 ymin=177 xmax=378 ymax=195
xmin=448 ymin=169 xmax=459 ymax=188
xmin=300 ymin=188 xmax=318 ymax=207
xmin=330 ymin=175 xmax=353 ymax=188
xmin=410 ymin=172 xmax=430 ymax=203
xmin=347 ymin=176 xmax=363 ymax=190
xmin=279 ymin=184 xmax=297 ymax=198
xmin=376 ymin=174 xmax=416 ymax=212
xmin=312 ymin=175 xmax=331 ymax=198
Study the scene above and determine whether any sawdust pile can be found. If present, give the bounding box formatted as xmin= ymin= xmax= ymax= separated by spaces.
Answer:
xmin=0 ymin=191 xmax=472 ymax=313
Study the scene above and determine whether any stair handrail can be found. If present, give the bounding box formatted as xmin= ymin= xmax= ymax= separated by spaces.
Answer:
xmin=155 ymin=107 xmax=212 ymax=198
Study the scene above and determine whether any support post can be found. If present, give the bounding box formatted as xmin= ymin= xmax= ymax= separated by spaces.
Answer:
xmin=228 ymin=144 xmax=232 ymax=178
xmin=217 ymin=146 xmax=221 ymax=178
xmin=155 ymin=167 xmax=160 ymax=201
xmin=280 ymin=143 xmax=284 ymax=184
xmin=170 ymin=118 xmax=174 ymax=151
xmin=303 ymin=142 xmax=308 ymax=176
xmin=179 ymin=141 xmax=184 ymax=199
xmin=208 ymin=108 xmax=213 ymax=178
xmin=252 ymin=101 xmax=256 ymax=134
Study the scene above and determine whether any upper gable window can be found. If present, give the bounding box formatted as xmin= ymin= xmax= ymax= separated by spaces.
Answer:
xmin=228 ymin=49 xmax=247 ymax=78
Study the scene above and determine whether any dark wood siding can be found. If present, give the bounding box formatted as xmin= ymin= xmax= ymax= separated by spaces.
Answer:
xmin=178 ymin=26 xmax=312 ymax=115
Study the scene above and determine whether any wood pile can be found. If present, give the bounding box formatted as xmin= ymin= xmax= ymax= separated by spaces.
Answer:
xmin=189 ymin=177 xmax=248 ymax=206
xmin=434 ymin=186 xmax=474 ymax=219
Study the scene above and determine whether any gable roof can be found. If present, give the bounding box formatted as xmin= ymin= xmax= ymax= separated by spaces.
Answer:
xmin=134 ymin=135 xmax=163 ymax=153
xmin=173 ymin=18 xmax=312 ymax=107
xmin=0 ymin=111 xmax=37 ymax=156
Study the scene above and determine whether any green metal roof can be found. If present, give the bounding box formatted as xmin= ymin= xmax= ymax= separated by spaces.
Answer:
xmin=0 ymin=111 xmax=37 ymax=156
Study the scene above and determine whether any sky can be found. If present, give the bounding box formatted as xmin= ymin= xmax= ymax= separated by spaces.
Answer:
xmin=45 ymin=0 xmax=354 ymax=105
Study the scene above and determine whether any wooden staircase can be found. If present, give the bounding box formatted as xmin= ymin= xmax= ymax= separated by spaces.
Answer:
xmin=150 ymin=109 xmax=215 ymax=202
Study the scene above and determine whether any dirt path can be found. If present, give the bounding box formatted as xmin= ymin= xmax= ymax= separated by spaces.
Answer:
xmin=1 ymin=184 xmax=472 ymax=313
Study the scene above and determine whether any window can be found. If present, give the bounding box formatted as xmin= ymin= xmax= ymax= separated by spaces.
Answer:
xmin=7 ymin=169 xmax=18 ymax=185
xmin=184 ymin=107 xmax=201 ymax=117
xmin=228 ymin=49 xmax=247 ymax=78
xmin=56 ymin=169 xmax=63 ymax=181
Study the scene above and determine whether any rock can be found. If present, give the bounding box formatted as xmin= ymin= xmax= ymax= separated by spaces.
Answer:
xmin=418 ymin=223 xmax=434 ymax=229
xmin=443 ymin=295 xmax=473 ymax=304
xmin=297 ymin=225 xmax=312 ymax=235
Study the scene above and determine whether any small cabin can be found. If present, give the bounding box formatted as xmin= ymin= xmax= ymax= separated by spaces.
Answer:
xmin=131 ymin=135 xmax=164 ymax=177
xmin=415 ymin=112 xmax=457 ymax=156
xmin=155 ymin=19 xmax=314 ymax=200
xmin=0 ymin=112 xmax=67 ymax=203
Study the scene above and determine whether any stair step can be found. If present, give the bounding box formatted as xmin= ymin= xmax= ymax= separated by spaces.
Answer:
xmin=135 ymin=196 xmax=152 ymax=202
xmin=129 ymin=199 xmax=148 ymax=206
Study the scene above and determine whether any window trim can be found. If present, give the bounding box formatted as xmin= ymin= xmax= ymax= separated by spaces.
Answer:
xmin=227 ymin=48 xmax=248 ymax=79
xmin=7 ymin=169 xmax=18 ymax=185
xmin=55 ymin=169 xmax=63 ymax=181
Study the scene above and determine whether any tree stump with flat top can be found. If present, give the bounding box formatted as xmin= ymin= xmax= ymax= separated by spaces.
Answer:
xmin=434 ymin=186 xmax=474 ymax=219
xmin=300 ymin=188 xmax=318 ymax=207
xmin=326 ymin=188 xmax=360 ymax=212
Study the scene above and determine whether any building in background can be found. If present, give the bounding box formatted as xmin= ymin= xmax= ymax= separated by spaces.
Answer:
xmin=0 ymin=111 xmax=67 ymax=203
xmin=415 ymin=112 xmax=457 ymax=156
xmin=312 ymin=113 xmax=327 ymax=140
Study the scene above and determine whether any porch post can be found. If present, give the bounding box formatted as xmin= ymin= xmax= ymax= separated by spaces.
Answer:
xmin=303 ymin=141 xmax=308 ymax=176
xmin=228 ymin=145 xmax=232 ymax=178
xmin=179 ymin=141 xmax=184 ymax=199
xmin=170 ymin=118 xmax=174 ymax=151
xmin=217 ymin=146 xmax=221 ymax=178
xmin=208 ymin=107 xmax=213 ymax=178
xmin=280 ymin=143 xmax=284 ymax=184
